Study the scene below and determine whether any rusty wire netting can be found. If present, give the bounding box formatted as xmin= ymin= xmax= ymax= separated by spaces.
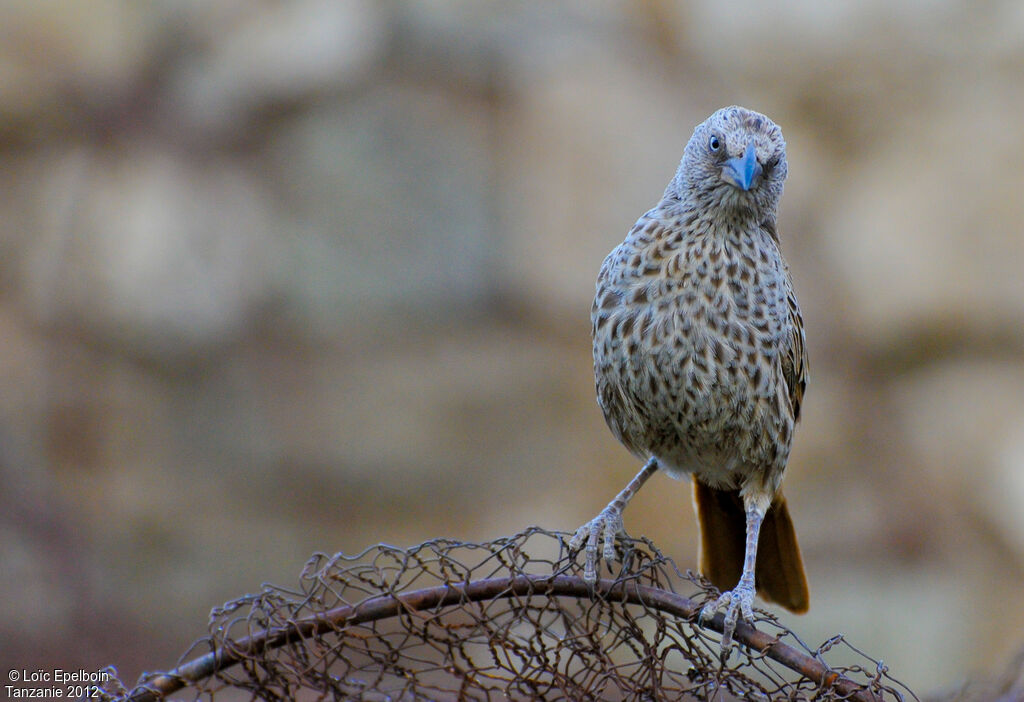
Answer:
xmin=100 ymin=526 xmax=918 ymax=701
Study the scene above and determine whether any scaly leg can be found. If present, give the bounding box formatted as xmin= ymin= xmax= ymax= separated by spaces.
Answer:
xmin=700 ymin=502 xmax=765 ymax=647
xmin=570 ymin=457 xmax=658 ymax=583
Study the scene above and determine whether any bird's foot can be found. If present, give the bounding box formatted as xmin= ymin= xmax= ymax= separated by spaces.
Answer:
xmin=569 ymin=503 xmax=626 ymax=584
xmin=699 ymin=580 xmax=756 ymax=649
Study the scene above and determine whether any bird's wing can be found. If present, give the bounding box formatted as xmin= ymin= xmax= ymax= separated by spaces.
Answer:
xmin=781 ymin=287 xmax=808 ymax=422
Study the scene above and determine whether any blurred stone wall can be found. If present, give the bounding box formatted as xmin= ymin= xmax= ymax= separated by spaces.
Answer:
xmin=2 ymin=1 xmax=1023 ymax=694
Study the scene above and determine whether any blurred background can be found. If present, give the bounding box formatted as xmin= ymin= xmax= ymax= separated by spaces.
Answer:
xmin=2 ymin=1 xmax=1024 ymax=697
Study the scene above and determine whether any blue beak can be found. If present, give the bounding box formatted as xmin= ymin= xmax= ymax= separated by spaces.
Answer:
xmin=722 ymin=141 xmax=762 ymax=191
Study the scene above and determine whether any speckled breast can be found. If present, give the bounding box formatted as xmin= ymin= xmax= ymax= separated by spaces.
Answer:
xmin=591 ymin=213 xmax=796 ymax=486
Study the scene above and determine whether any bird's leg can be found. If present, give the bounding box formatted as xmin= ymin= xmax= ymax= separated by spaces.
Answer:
xmin=570 ymin=457 xmax=658 ymax=583
xmin=700 ymin=501 xmax=766 ymax=648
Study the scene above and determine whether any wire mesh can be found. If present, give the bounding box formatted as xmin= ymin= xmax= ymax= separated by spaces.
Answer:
xmin=100 ymin=526 xmax=918 ymax=701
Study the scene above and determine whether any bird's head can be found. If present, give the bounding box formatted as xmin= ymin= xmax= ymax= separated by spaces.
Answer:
xmin=668 ymin=106 xmax=788 ymax=221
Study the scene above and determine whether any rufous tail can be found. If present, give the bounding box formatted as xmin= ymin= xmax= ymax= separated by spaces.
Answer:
xmin=692 ymin=480 xmax=809 ymax=613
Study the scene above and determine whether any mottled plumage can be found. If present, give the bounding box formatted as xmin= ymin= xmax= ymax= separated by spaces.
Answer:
xmin=572 ymin=106 xmax=809 ymax=643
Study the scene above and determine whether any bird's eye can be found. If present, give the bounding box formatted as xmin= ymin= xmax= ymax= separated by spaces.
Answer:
xmin=708 ymin=135 xmax=721 ymax=152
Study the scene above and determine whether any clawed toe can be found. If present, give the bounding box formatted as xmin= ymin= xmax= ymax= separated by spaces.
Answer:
xmin=569 ymin=460 xmax=658 ymax=584
xmin=569 ymin=506 xmax=626 ymax=584
xmin=699 ymin=583 xmax=756 ymax=648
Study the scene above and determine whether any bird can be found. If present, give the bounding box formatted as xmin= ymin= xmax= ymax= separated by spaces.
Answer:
xmin=570 ymin=105 xmax=809 ymax=645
